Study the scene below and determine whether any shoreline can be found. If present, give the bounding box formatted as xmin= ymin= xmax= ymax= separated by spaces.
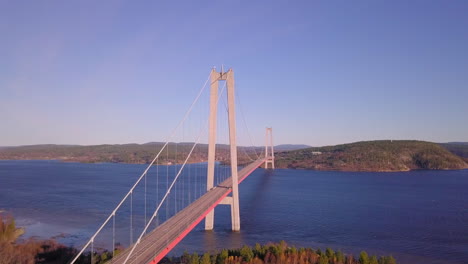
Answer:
xmin=1 ymin=158 xmax=467 ymax=173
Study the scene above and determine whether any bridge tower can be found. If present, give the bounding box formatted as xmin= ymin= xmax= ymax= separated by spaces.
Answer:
xmin=265 ymin=127 xmax=275 ymax=169
xmin=205 ymin=67 xmax=241 ymax=231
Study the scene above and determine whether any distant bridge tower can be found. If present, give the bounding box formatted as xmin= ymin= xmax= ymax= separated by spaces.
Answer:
xmin=265 ymin=127 xmax=275 ymax=169
xmin=205 ymin=68 xmax=241 ymax=231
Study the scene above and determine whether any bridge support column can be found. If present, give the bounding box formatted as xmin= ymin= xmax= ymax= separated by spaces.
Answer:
xmin=265 ymin=127 xmax=275 ymax=169
xmin=226 ymin=69 xmax=240 ymax=231
xmin=205 ymin=69 xmax=219 ymax=230
xmin=205 ymin=68 xmax=240 ymax=231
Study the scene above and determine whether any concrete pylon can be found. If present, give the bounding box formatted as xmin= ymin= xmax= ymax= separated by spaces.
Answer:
xmin=204 ymin=69 xmax=219 ymax=230
xmin=265 ymin=127 xmax=275 ymax=169
xmin=205 ymin=68 xmax=241 ymax=231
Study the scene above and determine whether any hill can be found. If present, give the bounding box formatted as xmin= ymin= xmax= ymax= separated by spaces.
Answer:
xmin=274 ymin=144 xmax=311 ymax=151
xmin=439 ymin=142 xmax=468 ymax=160
xmin=445 ymin=142 xmax=468 ymax=145
xmin=275 ymin=140 xmax=468 ymax=172
xmin=2 ymin=141 xmax=467 ymax=172
xmin=0 ymin=143 xmax=257 ymax=165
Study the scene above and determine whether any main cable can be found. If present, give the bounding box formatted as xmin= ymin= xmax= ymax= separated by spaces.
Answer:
xmin=70 ymin=71 xmax=212 ymax=264
xmin=123 ymin=74 xmax=229 ymax=263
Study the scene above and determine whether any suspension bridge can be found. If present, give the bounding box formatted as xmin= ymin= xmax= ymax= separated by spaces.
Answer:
xmin=70 ymin=68 xmax=275 ymax=264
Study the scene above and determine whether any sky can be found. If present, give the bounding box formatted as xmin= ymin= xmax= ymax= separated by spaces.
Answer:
xmin=1 ymin=0 xmax=467 ymax=147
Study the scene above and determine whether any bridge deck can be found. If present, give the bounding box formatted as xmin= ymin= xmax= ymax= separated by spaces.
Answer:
xmin=110 ymin=158 xmax=265 ymax=264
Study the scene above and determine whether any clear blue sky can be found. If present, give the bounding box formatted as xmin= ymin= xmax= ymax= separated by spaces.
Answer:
xmin=1 ymin=0 xmax=467 ymax=146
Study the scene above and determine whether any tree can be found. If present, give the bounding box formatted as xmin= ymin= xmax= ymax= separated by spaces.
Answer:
xmin=254 ymin=243 xmax=262 ymax=255
xmin=377 ymin=256 xmax=396 ymax=264
xmin=217 ymin=249 xmax=228 ymax=264
xmin=201 ymin=253 xmax=211 ymax=264
xmin=318 ymin=255 xmax=329 ymax=264
xmin=359 ymin=251 xmax=370 ymax=264
xmin=269 ymin=245 xmax=281 ymax=257
xmin=240 ymin=245 xmax=254 ymax=262
xmin=191 ymin=253 xmax=200 ymax=264
xmin=378 ymin=256 xmax=385 ymax=264
xmin=369 ymin=256 xmax=378 ymax=264
xmin=0 ymin=216 xmax=24 ymax=243
xmin=290 ymin=246 xmax=297 ymax=255
xmin=336 ymin=250 xmax=345 ymax=263
xmin=279 ymin=240 xmax=287 ymax=253
xmin=182 ymin=251 xmax=191 ymax=264
xmin=211 ymin=254 xmax=218 ymax=264
xmin=254 ymin=243 xmax=267 ymax=259
xmin=100 ymin=252 xmax=109 ymax=262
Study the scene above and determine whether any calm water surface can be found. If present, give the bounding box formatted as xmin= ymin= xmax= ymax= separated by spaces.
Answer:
xmin=0 ymin=160 xmax=467 ymax=264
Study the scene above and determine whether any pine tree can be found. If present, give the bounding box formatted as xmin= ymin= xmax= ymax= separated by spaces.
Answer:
xmin=240 ymin=245 xmax=254 ymax=262
xmin=318 ymin=255 xmax=329 ymax=264
xmin=336 ymin=250 xmax=345 ymax=263
xmin=359 ymin=251 xmax=370 ymax=264
xmin=191 ymin=253 xmax=200 ymax=264
xmin=201 ymin=253 xmax=211 ymax=264
xmin=217 ymin=249 xmax=229 ymax=264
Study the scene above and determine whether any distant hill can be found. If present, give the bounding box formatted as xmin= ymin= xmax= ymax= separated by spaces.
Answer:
xmin=445 ymin=142 xmax=468 ymax=145
xmin=276 ymin=140 xmax=468 ymax=172
xmin=3 ymin=141 xmax=467 ymax=172
xmin=0 ymin=143 xmax=255 ymax=165
xmin=274 ymin=144 xmax=311 ymax=151
xmin=439 ymin=142 xmax=468 ymax=159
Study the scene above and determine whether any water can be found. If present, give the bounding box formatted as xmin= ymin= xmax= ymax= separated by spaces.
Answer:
xmin=0 ymin=160 xmax=467 ymax=264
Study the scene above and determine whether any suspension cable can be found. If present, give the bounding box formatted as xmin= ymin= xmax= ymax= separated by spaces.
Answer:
xmin=166 ymin=145 xmax=169 ymax=220
xmin=123 ymin=74 xmax=228 ymax=264
xmin=70 ymin=71 xmax=212 ymax=264
xmin=112 ymin=214 xmax=115 ymax=257
xmin=91 ymin=240 xmax=94 ymax=264
xmin=130 ymin=191 xmax=133 ymax=245
xmin=236 ymin=89 xmax=259 ymax=159
xmin=144 ymin=172 xmax=147 ymax=229
xmin=174 ymin=143 xmax=178 ymax=214
xmin=155 ymin=157 xmax=159 ymax=229
xmin=219 ymin=90 xmax=255 ymax=162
